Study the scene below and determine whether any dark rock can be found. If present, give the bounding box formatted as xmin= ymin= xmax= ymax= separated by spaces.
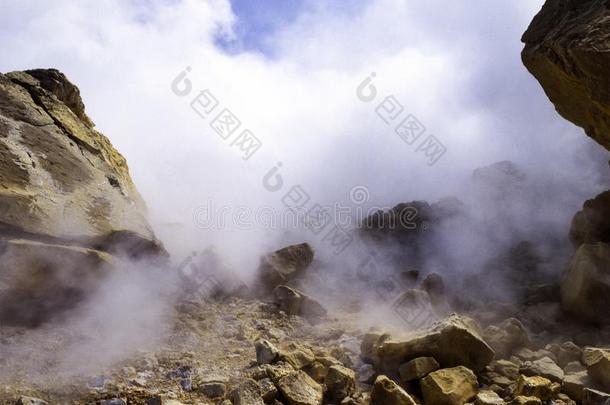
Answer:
xmin=561 ymin=243 xmax=610 ymax=324
xmin=522 ymin=0 xmax=610 ymax=151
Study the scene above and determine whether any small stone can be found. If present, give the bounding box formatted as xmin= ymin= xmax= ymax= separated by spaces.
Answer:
xmin=554 ymin=393 xmax=577 ymax=405
xmin=475 ymin=390 xmax=504 ymax=405
xmin=258 ymin=378 xmax=278 ymax=402
xmin=199 ymin=382 xmax=227 ymax=398
xmin=360 ymin=331 xmax=389 ymax=363
xmin=146 ymin=399 xmax=186 ymax=405
xmin=557 ymin=342 xmax=582 ymax=368
xmin=515 ymin=375 xmax=556 ymax=401
xmin=279 ymin=343 xmax=316 ymax=370
xmin=256 ymin=339 xmax=280 ymax=365
xmin=230 ymin=379 xmax=265 ymax=405
xmin=180 ymin=378 xmax=192 ymax=392
xmin=492 ymin=360 xmax=520 ymax=380
xmin=277 ymin=370 xmax=323 ymax=405
xmin=16 ymin=397 xmax=48 ymax=405
xmin=583 ymin=348 xmax=610 ymax=389
xmin=358 ymin=363 xmax=376 ymax=383
xmin=520 ymin=357 xmax=564 ymax=382
xmin=371 ymin=375 xmax=417 ymax=405
xmin=325 ymin=365 xmax=356 ymax=402
xmin=398 ymin=356 xmax=440 ymax=382
xmin=421 ymin=366 xmax=479 ymax=405
xmin=484 ymin=319 xmax=530 ymax=358
xmin=267 ymin=361 xmax=295 ymax=384
xmin=564 ymin=361 xmax=586 ymax=374
xmin=511 ymin=396 xmax=541 ymax=405
xmin=99 ymin=400 xmax=126 ymax=405
xmin=305 ymin=361 xmax=327 ymax=383
xmin=582 ymin=388 xmax=610 ymax=405
xmin=562 ymin=371 xmax=594 ymax=402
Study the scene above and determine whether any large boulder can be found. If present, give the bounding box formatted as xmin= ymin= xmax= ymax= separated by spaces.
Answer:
xmin=583 ymin=348 xmax=610 ymax=390
xmin=373 ymin=314 xmax=494 ymax=373
xmin=0 ymin=69 xmax=158 ymax=246
xmin=0 ymin=239 xmax=114 ymax=326
xmin=256 ymin=243 xmax=314 ymax=293
xmin=570 ymin=191 xmax=610 ymax=247
xmin=522 ymin=0 xmax=610 ymax=151
xmin=273 ymin=285 xmax=327 ymax=324
xmin=371 ymin=375 xmax=417 ymax=405
xmin=0 ymin=69 xmax=164 ymax=325
xmin=561 ymin=243 xmax=610 ymax=324
xmin=420 ymin=366 xmax=479 ymax=405
xmin=276 ymin=370 xmax=323 ymax=405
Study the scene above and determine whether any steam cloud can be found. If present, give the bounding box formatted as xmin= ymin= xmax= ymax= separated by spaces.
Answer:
xmin=0 ymin=0 xmax=609 ymax=384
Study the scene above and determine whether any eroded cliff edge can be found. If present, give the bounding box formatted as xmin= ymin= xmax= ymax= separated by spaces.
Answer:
xmin=0 ymin=68 xmax=165 ymax=325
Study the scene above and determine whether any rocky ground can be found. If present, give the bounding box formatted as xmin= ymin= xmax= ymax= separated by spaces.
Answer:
xmin=0 ymin=241 xmax=609 ymax=405
xmin=1 ymin=0 xmax=610 ymax=404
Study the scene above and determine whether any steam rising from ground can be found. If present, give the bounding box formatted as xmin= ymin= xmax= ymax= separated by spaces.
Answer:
xmin=1 ymin=0 xmax=610 ymax=384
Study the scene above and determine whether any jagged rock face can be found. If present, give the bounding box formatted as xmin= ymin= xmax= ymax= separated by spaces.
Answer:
xmin=522 ymin=0 xmax=610 ymax=150
xmin=570 ymin=191 xmax=610 ymax=247
xmin=0 ymin=239 xmax=114 ymax=326
xmin=0 ymin=69 xmax=163 ymax=326
xmin=561 ymin=243 xmax=610 ymax=324
xmin=0 ymin=69 xmax=154 ymax=242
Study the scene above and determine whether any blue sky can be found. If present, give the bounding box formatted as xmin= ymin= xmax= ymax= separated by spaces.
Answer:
xmin=217 ymin=0 xmax=367 ymax=55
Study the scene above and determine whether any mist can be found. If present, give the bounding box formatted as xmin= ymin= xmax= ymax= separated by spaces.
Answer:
xmin=1 ymin=0 xmax=609 ymax=392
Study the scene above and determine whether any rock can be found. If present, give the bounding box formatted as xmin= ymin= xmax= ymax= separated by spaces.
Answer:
xmin=557 ymin=342 xmax=582 ymax=368
xmin=360 ymin=331 xmax=390 ymax=363
xmin=199 ymin=382 xmax=227 ymax=398
xmin=267 ymin=362 xmax=295 ymax=384
xmin=520 ymin=357 xmax=564 ymax=383
xmin=475 ymin=390 xmax=505 ymax=405
xmin=421 ymin=366 xmax=479 ymax=405
xmin=257 ymin=243 xmax=314 ymax=292
xmin=398 ymin=356 xmax=440 ymax=382
xmin=258 ymin=378 xmax=278 ymax=403
xmin=358 ymin=363 xmax=376 ymax=383
xmin=562 ymin=371 xmax=596 ymax=403
xmin=522 ymin=0 xmax=610 ymax=151
xmin=0 ymin=70 xmax=156 ymax=242
xmin=305 ymin=361 xmax=328 ymax=383
xmin=582 ymin=388 xmax=610 ymax=405
xmin=230 ymin=379 xmax=266 ymax=405
xmin=0 ymin=69 xmax=164 ymax=326
xmin=279 ymin=343 xmax=316 ymax=370
xmin=484 ymin=318 xmax=530 ymax=359
xmin=561 ymin=243 xmax=610 ymax=324
xmin=256 ymin=339 xmax=280 ymax=365
xmin=371 ymin=375 xmax=417 ymax=405
xmin=276 ymin=370 xmax=323 ymax=405
xmin=0 ymin=239 xmax=115 ymax=326
xmin=147 ymin=400 xmax=185 ymax=405
xmin=491 ymin=360 xmax=520 ymax=381
xmin=515 ymin=375 xmax=557 ymax=401
xmin=98 ymin=400 xmax=126 ymax=405
xmin=570 ymin=191 xmax=610 ymax=247
xmin=325 ymin=365 xmax=356 ymax=402
xmin=511 ymin=396 xmax=542 ymax=405
xmin=16 ymin=397 xmax=48 ymax=405
xmin=479 ymin=371 xmax=514 ymax=389
xmin=374 ymin=314 xmax=494 ymax=373
xmin=564 ymin=362 xmax=586 ymax=374
xmin=554 ymin=393 xmax=577 ymax=405
xmin=583 ymin=348 xmax=610 ymax=389
xmin=274 ymin=285 xmax=327 ymax=323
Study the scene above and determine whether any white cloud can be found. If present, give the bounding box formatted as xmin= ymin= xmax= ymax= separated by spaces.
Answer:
xmin=0 ymin=0 xmax=607 ymax=270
